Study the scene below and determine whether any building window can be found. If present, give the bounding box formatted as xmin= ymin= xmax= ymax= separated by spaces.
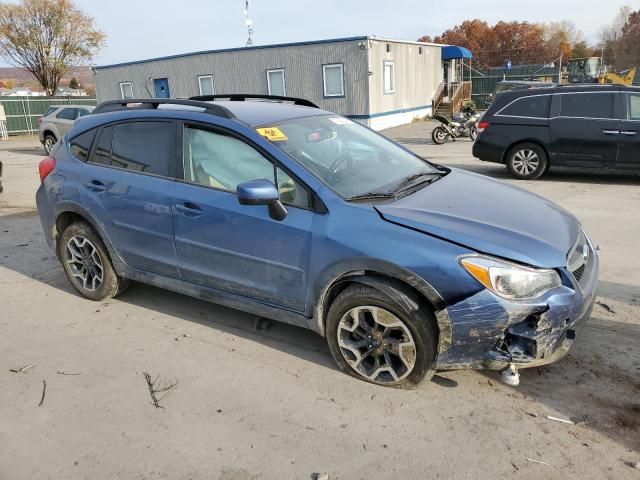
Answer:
xmin=383 ymin=61 xmax=395 ymax=94
xmin=119 ymin=82 xmax=133 ymax=99
xmin=322 ymin=64 xmax=344 ymax=98
xmin=266 ymin=69 xmax=286 ymax=96
xmin=198 ymin=75 xmax=214 ymax=96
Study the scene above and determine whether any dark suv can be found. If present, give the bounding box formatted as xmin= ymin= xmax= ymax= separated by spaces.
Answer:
xmin=473 ymin=84 xmax=640 ymax=179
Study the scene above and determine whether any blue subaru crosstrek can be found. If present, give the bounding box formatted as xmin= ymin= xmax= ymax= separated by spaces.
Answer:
xmin=36 ymin=95 xmax=598 ymax=387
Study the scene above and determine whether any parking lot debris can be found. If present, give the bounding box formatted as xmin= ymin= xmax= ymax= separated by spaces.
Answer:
xmin=142 ymin=372 xmax=178 ymax=409
xmin=525 ymin=458 xmax=552 ymax=466
xmin=311 ymin=474 xmax=329 ymax=480
xmin=56 ymin=370 xmax=81 ymax=376
xmin=500 ymin=364 xmax=520 ymax=386
xmin=595 ymin=301 xmax=616 ymax=314
xmin=38 ymin=380 xmax=46 ymax=407
xmin=546 ymin=415 xmax=575 ymax=425
xmin=9 ymin=361 xmax=37 ymax=373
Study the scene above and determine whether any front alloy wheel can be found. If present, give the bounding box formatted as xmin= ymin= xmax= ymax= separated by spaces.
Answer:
xmin=43 ymin=134 xmax=56 ymax=155
xmin=337 ymin=306 xmax=417 ymax=384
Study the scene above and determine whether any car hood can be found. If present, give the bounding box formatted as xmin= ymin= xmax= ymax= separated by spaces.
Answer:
xmin=375 ymin=169 xmax=580 ymax=268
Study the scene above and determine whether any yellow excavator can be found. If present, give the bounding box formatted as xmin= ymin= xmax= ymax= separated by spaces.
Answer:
xmin=566 ymin=57 xmax=637 ymax=86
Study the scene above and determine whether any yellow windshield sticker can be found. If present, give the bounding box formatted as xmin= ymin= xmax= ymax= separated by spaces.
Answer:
xmin=256 ymin=127 xmax=288 ymax=142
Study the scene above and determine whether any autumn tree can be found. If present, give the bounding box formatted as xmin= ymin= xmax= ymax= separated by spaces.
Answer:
xmin=619 ymin=10 xmax=640 ymax=67
xmin=0 ymin=0 xmax=105 ymax=96
xmin=69 ymin=77 xmax=80 ymax=90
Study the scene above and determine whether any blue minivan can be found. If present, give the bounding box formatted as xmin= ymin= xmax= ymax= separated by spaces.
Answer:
xmin=36 ymin=96 xmax=598 ymax=387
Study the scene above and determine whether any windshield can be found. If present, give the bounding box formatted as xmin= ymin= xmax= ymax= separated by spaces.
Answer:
xmin=261 ymin=115 xmax=440 ymax=199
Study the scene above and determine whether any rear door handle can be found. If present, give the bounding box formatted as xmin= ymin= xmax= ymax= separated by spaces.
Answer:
xmin=85 ymin=180 xmax=106 ymax=192
xmin=621 ymin=131 xmax=638 ymax=136
xmin=175 ymin=202 xmax=202 ymax=217
xmin=602 ymin=130 xmax=620 ymax=135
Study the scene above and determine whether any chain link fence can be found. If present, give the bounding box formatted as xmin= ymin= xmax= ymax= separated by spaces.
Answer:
xmin=0 ymin=96 xmax=97 ymax=136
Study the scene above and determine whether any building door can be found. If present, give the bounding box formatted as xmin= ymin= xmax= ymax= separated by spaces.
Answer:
xmin=154 ymin=78 xmax=170 ymax=98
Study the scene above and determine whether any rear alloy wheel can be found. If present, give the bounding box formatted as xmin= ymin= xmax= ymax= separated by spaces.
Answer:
xmin=326 ymin=284 xmax=436 ymax=387
xmin=59 ymin=221 xmax=130 ymax=301
xmin=43 ymin=134 xmax=56 ymax=155
xmin=431 ymin=126 xmax=449 ymax=145
xmin=506 ymin=143 xmax=548 ymax=180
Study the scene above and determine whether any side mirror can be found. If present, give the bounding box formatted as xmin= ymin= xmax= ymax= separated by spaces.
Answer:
xmin=236 ymin=179 xmax=287 ymax=221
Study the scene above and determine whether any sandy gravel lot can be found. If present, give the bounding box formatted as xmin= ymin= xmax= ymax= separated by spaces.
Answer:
xmin=1 ymin=124 xmax=639 ymax=480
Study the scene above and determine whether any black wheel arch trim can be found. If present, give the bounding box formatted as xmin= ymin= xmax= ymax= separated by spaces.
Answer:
xmin=312 ymin=258 xmax=452 ymax=351
xmin=52 ymin=201 xmax=127 ymax=275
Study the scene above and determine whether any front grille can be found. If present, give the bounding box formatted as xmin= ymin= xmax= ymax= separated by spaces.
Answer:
xmin=572 ymin=263 xmax=586 ymax=282
xmin=567 ymin=230 xmax=592 ymax=286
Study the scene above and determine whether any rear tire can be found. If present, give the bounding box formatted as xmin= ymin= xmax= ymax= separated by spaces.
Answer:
xmin=506 ymin=143 xmax=548 ymax=180
xmin=59 ymin=221 xmax=130 ymax=301
xmin=469 ymin=126 xmax=478 ymax=142
xmin=431 ymin=126 xmax=449 ymax=145
xmin=43 ymin=134 xmax=56 ymax=155
xmin=326 ymin=284 xmax=437 ymax=388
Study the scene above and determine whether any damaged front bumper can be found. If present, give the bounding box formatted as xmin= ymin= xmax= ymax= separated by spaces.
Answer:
xmin=435 ymin=242 xmax=599 ymax=371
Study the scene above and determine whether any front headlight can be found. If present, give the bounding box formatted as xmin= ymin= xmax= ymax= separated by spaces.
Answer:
xmin=459 ymin=255 xmax=561 ymax=300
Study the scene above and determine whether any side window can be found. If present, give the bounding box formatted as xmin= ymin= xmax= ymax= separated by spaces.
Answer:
xmin=70 ymin=129 xmax=97 ymax=162
xmin=76 ymin=109 xmax=91 ymax=118
xmin=499 ymin=95 xmax=550 ymax=118
xmin=276 ymin=167 xmax=311 ymax=209
xmin=111 ymin=122 xmax=173 ymax=176
xmin=560 ymin=93 xmax=615 ymax=119
xmin=184 ymin=127 xmax=311 ymax=209
xmin=628 ymin=93 xmax=640 ymax=120
xmin=56 ymin=108 xmax=77 ymax=120
xmin=91 ymin=126 xmax=113 ymax=166
xmin=184 ymin=127 xmax=274 ymax=192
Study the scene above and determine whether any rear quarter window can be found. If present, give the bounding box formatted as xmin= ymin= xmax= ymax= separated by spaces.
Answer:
xmin=70 ymin=129 xmax=97 ymax=161
xmin=498 ymin=95 xmax=550 ymax=118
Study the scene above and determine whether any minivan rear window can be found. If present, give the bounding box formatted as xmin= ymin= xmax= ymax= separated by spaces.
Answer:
xmin=560 ymin=92 xmax=615 ymax=119
xmin=498 ymin=95 xmax=550 ymax=118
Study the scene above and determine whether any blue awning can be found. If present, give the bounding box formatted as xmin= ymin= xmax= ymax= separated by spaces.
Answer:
xmin=442 ymin=45 xmax=473 ymax=60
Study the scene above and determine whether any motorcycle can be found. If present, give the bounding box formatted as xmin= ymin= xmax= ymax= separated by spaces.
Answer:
xmin=431 ymin=110 xmax=480 ymax=145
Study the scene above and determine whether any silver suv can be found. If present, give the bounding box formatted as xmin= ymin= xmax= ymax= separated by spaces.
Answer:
xmin=38 ymin=105 xmax=94 ymax=154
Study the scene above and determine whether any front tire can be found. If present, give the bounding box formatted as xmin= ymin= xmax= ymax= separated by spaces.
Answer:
xmin=506 ymin=143 xmax=548 ymax=180
xmin=431 ymin=126 xmax=449 ymax=145
xmin=326 ymin=284 xmax=437 ymax=388
xmin=59 ymin=221 xmax=129 ymax=301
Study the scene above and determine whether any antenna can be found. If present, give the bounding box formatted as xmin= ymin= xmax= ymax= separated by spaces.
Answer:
xmin=244 ymin=0 xmax=254 ymax=47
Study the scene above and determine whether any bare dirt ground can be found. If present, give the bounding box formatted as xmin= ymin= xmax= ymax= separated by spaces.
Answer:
xmin=1 ymin=125 xmax=639 ymax=480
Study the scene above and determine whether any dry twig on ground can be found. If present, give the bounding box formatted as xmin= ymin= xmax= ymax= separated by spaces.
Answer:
xmin=38 ymin=380 xmax=46 ymax=407
xmin=142 ymin=372 xmax=178 ymax=409
xmin=9 ymin=361 xmax=37 ymax=373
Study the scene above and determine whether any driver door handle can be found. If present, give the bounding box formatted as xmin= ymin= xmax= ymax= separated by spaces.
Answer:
xmin=175 ymin=202 xmax=203 ymax=217
xmin=602 ymin=130 xmax=620 ymax=135
xmin=621 ymin=131 xmax=637 ymax=136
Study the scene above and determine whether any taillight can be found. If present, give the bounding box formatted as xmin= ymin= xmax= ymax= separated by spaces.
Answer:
xmin=477 ymin=121 xmax=490 ymax=133
xmin=39 ymin=157 xmax=56 ymax=181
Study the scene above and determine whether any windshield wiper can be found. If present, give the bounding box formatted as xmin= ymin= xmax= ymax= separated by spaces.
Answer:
xmin=391 ymin=171 xmax=441 ymax=193
xmin=346 ymin=192 xmax=397 ymax=202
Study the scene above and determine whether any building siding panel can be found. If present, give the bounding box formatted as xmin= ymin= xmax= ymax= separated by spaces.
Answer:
xmin=94 ymin=40 xmax=370 ymax=117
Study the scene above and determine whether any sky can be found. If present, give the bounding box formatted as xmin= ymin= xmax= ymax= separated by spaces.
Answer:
xmin=2 ymin=0 xmax=640 ymax=67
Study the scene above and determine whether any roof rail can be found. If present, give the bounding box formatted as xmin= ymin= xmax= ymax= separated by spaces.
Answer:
xmin=92 ymin=98 xmax=236 ymax=119
xmin=189 ymin=94 xmax=319 ymax=108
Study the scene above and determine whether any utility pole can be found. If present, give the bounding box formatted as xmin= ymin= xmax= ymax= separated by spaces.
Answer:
xmin=558 ymin=51 xmax=562 ymax=84
xmin=244 ymin=0 xmax=254 ymax=47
